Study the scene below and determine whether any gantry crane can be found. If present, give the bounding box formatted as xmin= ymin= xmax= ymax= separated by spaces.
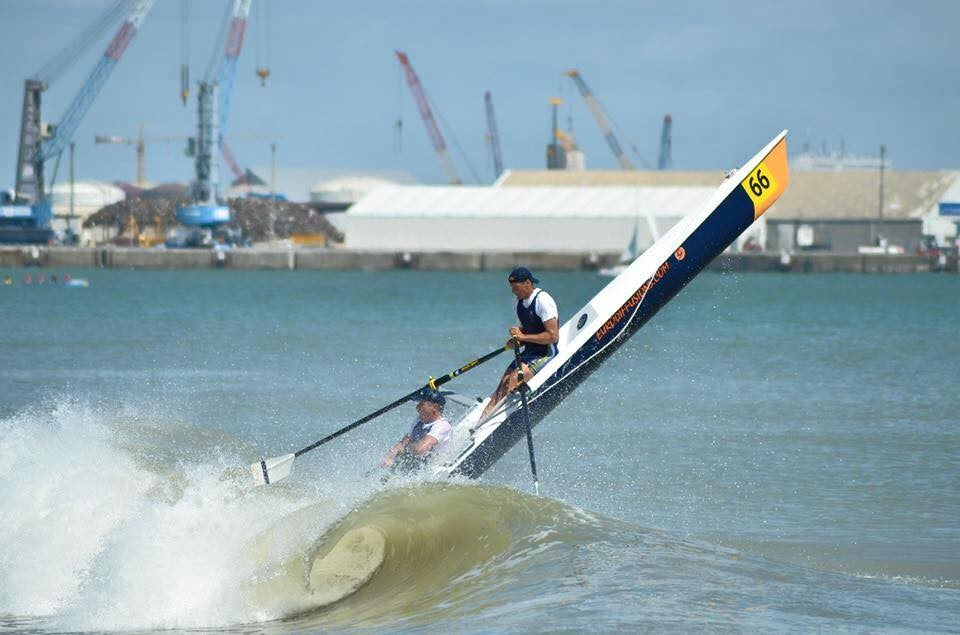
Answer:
xmin=563 ymin=69 xmax=635 ymax=170
xmin=95 ymin=125 xmax=187 ymax=187
xmin=5 ymin=0 xmax=155 ymax=243
xmin=484 ymin=91 xmax=504 ymax=180
xmin=395 ymin=50 xmax=462 ymax=185
xmin=179 ymin=0 xmax=253 ymax=227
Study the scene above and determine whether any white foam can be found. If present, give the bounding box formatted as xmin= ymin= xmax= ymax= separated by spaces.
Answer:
xmin=0 ymin=399 xmax=360 ymax=630
xmin=0 ymin=401 xmax=156 ymax=616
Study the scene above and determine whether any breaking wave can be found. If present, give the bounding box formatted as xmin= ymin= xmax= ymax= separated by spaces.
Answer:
xmin=0 ymin=400 xmax=614 ymax=631
xmin=2 ymin=399 xmax=956 ymax=633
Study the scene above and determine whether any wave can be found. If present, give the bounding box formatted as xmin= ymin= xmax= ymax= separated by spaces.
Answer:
xmin=0 ymin=400 xmax=615 ymax=631
xmin=3 ymin=399 xmax=956 ymax=633
xmin=265 ymin=483 xmax=612 ymax=628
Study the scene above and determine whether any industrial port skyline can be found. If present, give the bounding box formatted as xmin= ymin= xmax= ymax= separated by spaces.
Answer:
xmin=1 ymin=0 xmax=958 ymax=193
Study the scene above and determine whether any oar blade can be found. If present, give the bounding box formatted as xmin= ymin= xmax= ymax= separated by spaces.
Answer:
xmin=250 ymin=453 xmax=295 ymax=486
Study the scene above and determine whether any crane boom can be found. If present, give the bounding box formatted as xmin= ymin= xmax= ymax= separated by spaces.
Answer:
xmin=395 ymin=50 xmax=461 ymax=185
xmin=13 ymin=0 xmax=155 ymax=204
xmin=220 ymin=140 xmax=244 ymax=181
xmin=42 ymin=0 xmax=154 ymax=164
xmin=95 ymin=125 xmax=186 ymax=186
xmin=484 ymin=91 xmax=504 ymax=180
xmin=564 ymin=69 xmax=635 ymax=170
xmin=215 ymin=0 xmax=251 ymax=141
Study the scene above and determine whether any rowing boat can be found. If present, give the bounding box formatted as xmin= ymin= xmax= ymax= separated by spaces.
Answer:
xmin=434 ymin=131 xmax=790 ymax=479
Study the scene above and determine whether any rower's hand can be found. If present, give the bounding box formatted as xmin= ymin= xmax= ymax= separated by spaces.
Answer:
xmin=509 ymin=327 xmax=523 ymax=341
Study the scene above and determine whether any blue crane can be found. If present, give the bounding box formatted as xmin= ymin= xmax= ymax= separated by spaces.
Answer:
xmin=178 ymin=0 xmax=253 ymax=228
xmin=4 ymin=0 xmax=155 ymax=244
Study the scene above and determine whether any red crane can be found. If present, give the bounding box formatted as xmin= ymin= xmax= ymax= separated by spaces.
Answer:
xmin=395 ymin=50 xmax=461 ymax=185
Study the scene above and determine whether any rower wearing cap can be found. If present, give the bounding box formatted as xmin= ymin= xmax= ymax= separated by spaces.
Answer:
xmin=381 ymin=389 xmax=453 ymax=470
xmin=480 ymin=266 xmax=560 ymax=419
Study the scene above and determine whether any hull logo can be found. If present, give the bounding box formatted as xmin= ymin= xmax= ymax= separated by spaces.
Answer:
xmin=595 ymin=261 xmax=670 ymax=342
xmin=674 ymin=247 xmax=686 ymax=261
xmin=577 ymin=314 xmax=588 ymax=329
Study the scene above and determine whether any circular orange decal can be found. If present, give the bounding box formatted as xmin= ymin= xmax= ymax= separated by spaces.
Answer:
xmin=674 ymin=247 xmax=686 ymax=261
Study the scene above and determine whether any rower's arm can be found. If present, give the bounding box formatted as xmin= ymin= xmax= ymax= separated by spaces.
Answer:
xmin=381 ymin=435 xmax=412 ymax=466
xmin=411 ymin=434 xmax=439 ymax=455
xmin=513 ymin=317 xmax=559 ymax=346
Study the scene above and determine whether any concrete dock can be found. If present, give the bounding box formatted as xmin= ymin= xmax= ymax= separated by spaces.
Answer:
xmin=1 ymin=245 xmax=957 ymax=273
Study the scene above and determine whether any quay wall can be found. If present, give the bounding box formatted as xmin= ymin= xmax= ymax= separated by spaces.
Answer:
xmin=0 ymin=246 xmax=957 ymax=273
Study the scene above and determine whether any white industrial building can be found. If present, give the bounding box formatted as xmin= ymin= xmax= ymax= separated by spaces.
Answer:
xmin=336 ymin=167 xmax=960 ymax=254
xmin=338 ymin=180 xmax=764 ymax=253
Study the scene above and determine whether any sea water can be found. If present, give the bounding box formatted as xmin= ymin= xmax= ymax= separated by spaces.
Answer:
xmin=0 ymin=269 xmax=958 ymax=631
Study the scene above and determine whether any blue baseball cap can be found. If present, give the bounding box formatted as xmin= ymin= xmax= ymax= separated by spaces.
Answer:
xmin=508 ymin=266 xmax=539 ymax=284
xmin=416 ymin=389 xmax=446 ymax=408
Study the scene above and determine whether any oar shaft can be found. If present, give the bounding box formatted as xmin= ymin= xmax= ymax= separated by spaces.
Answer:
xmin=512 ymin=338 xmax=540 ymax=492
xmin=294 ymin=391 xmax=416 ymax=457
xmin=292 ymin=345 xmax=508 ymax=459
xmin=435 ymin=345 xmax=508 ymax=385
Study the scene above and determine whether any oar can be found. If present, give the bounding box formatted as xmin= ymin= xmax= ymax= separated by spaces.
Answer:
xmin=512 ymin=337 xmax=540 ymax=496
xmin=251 ymin=344 xmax=509 ymax=485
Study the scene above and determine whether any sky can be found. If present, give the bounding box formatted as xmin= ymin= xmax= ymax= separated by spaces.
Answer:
xmin=1 ymin=0 xmax=958 ymax=197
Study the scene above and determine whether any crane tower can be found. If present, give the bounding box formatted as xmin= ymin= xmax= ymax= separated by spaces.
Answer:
xmin=179 ymin=0 xmax=253 ymax=227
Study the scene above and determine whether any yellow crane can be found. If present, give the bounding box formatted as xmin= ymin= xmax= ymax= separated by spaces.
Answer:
xmin=95 ymin=124 xmax=186 ymax=187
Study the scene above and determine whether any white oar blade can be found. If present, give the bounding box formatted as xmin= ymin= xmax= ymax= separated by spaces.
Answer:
xmin=250 ymin=453 xmax=295 ymax=486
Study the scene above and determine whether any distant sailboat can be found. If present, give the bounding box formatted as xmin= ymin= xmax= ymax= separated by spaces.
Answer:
xmin=599 ymin=219 xmax=639 ymax=277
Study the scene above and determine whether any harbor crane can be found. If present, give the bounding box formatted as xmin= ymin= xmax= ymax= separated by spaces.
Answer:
xmin=546 ymin=97 xmax=566 ymax=170
xmin=179 ymin=0 xmax=254 ymax=227
xmin=395 ymin=50 xmax=462 ymax=185
xmin=563 ymin=69 xmax=635 ymax=170
xmin=484 ymin=91 xmax=504 ymax=180
xmin=95 ymin=125 xmax=187 ymax=187
xmin=5 ymin=0 xmax=155 ymax=243
xmin=657 ymin=114 xmax=672 ymax=170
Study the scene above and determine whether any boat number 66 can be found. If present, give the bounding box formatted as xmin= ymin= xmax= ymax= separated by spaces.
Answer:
xmin=748 ymin=168 xmax=771 ymax=197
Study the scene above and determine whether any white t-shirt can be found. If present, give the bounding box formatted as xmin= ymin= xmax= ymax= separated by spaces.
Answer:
xmin=516 ymin=288 xmax=559 ymax=324
xmin=409 ymin=416 xmax=453 ymax=451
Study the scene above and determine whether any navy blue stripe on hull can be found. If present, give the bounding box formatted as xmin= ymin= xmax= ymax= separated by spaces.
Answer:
xmin=452 ymin=185 xmax=756 ymax=479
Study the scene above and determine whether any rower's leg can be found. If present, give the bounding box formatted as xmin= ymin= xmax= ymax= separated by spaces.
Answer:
xmin=481 ymin=368 xmax=513 ymax=419
xmin=480 ymin=362 xmax=536 ymax=420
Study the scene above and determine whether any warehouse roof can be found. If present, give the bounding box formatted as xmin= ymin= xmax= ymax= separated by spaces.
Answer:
xmin=497 ymin=169 xmax=960 ymax=220
xmin=346 ymin=185 xmax=717 ymax=218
